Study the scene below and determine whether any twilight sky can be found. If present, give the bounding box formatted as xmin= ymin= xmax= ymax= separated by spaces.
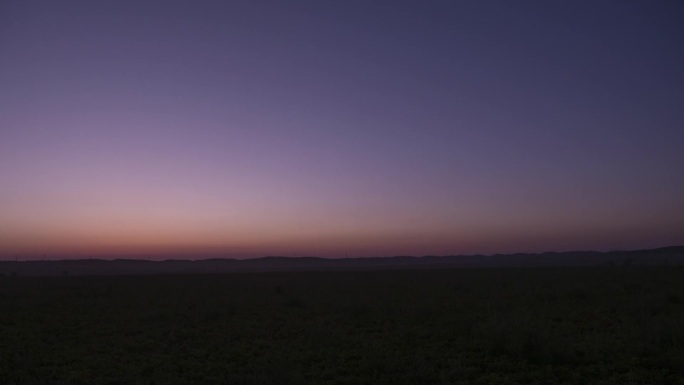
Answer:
xmin=1 ymin=0 xmax=683 ymax=259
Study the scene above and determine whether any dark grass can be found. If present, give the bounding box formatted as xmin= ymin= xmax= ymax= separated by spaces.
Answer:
xmin=1 ymin=267 xmax=684 ymax=384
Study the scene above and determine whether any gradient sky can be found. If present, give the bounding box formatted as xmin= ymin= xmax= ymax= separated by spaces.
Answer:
xmin=1 ymin=0 xmax=683 ymax=259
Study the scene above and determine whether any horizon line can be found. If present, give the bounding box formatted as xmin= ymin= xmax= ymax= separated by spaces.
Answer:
xmin=2 ymin=245 xmax=682 ymax=263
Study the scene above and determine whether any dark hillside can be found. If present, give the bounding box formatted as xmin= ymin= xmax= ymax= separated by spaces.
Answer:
xmin=1 ymin=246 xmax=683 ymax=276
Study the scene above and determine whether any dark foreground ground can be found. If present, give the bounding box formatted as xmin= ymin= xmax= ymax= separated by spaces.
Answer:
xmin=1 ymin=267 xmax=683 ymax=384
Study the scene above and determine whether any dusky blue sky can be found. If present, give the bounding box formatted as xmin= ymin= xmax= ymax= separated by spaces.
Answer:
xmin=1 ymin=0 xmax=683 ymax=259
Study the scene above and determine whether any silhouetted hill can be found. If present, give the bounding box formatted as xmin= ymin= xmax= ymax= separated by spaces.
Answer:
xmin=1 ymin=246 xmax=683 ymax=276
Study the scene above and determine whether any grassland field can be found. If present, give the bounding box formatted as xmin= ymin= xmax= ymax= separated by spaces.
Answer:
xmin=1 ymin=267 xmax=683 ymax=384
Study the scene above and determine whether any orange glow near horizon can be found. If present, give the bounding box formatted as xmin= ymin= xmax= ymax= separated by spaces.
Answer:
xmin=2 ymin=199 xmax=682 ymax=259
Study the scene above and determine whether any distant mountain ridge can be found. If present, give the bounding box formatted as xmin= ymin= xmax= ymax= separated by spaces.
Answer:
xmin=1 ymin=246 xmax=683 ymax=276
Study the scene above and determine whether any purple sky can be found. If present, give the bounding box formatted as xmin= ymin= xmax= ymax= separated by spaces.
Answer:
xmin=1 ymin=0 xmax=683 ymax=259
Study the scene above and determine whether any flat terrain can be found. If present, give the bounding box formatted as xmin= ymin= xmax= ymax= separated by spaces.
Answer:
xmin=1 ymin=267 xmax=683 ymax=384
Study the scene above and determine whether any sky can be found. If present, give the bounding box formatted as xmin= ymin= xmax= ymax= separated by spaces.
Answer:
xmin=1 ymin=0 xmax=683 ymax=259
